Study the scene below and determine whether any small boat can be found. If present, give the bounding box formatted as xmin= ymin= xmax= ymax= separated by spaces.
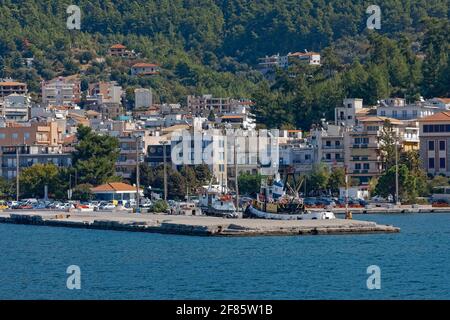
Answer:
xmin=171 ymin=202 xmax=203 ymax=216
xmin=198 ymin=185 xmax=238 ymax=218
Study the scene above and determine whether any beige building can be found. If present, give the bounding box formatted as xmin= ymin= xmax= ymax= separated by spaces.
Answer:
xmin=0 ymin=81 xmax=27 ymax=98
xmin=0 ymin=121 xmax=63 ymax=149
xmin=419 ymin=112 xmax=450 ymax=176
xmin=344 ymin=116 xmax=403 ymax=185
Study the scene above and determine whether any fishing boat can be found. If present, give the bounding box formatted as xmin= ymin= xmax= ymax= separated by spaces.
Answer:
xmin=243 ymin=174 xmax=335 ymax=220
xmin=198 ymin=185 xmax=238 ymax=218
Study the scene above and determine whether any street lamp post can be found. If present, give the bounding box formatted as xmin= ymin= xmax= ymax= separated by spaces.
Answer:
xmin=135 ymin=135 xmax=141 ymax=213
xmin=395 ymin=135 xmax=401 ymax=206
xmin=160 ymin=140 xmax=168 ymax=202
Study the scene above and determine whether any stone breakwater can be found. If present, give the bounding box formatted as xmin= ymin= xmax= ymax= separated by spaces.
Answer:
xmin=0 ymin=211 xmax=400 ymax=237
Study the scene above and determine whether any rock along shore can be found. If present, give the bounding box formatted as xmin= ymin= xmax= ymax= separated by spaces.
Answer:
xmin=0 ymin=211 xmax=400 ymax=237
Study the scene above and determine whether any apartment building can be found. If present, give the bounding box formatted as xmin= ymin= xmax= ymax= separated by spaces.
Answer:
xmin=419 ymin=112 xmax=450 ymax=176
xmin=187 ymin=95 xmax=252 ymax=116
xmin=0 ymin=81 xmax=27 ymax=98
xmin=88 ymin=82 xmax=123 ymax=104
xmin=279 ymin=142 xmax=315 ymax=174
xmin=41 ymin=77 xmax=81 ymax=106
xmin=335 ymin=98 xmax=364 ymax=127
xmin=135 ymin=88 xmax=153 ymax=109
xmin=344 ymin=116 xmax=403 ymax=185
xmin=377 ymin=98 xmax=438 ymax=120
xmin=0 ymin=94 xmax=31 ymax=121
xmin=310 ymin=123 xmax=345 ymax=169
xmin=0 ymin=121 xmax=68 ymax=178
xmin=0 ymin=145 xmax=71 ymax=179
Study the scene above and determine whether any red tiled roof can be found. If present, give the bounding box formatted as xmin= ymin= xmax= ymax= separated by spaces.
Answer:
xmin=435 ymin=98 xmax=450 ymax=104
xmin=221 ymin=115 xmax=244 ymax=119
xmin=132 ymin=63 xmax=159 ymax=68
xmin=110 ymin=44 xmax=126 ymax=49
xmin=91 ymin=182 xmax=141 ymax=193
xmin=358 ymin=116 xmax=403 ymax=125
xmin=0 ymin=81 xmax=26 ymax=86
xmin=419 ymin=112 xmax=450 ymax=123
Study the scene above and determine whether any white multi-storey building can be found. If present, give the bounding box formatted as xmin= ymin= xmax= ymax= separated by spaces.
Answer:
xmin=41 ymin=77 xmax=81 ymax=106
xmin=377 ymin=98 xmax=438 ymax=120
xmin=135 ymin=88 xmax=153 ymax=109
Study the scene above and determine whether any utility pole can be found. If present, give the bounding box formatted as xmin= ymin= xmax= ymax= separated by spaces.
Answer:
xmin=345 ymin=165 xmax=351 ymax=219
xmin=136 ymin=135 xmax=141 ymax=212
xmin=234 ymin=136 xmax=239 ymax=213
xmin=16 ymin=146 xmax=19 ymax=202
xmin=395 ymin=135 xmax=400 ymax=206
xmin=160 ymin=140 xmax=168 ymax=201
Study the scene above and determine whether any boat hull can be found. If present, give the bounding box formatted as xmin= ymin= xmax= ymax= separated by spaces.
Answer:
xmin=244 ymin=205 xmax=335 ymax=220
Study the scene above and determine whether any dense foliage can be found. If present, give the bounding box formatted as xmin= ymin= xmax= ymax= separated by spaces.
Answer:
xmin=0 ymin=1 xmax=449 ymax=129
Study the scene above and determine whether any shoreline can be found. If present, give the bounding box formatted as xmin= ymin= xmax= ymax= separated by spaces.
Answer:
xmin=0 ymin=210 xmax=400 ymax=237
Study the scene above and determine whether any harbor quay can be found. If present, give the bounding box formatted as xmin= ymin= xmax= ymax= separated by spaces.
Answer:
xmin=0 ymin=210 xmax=399 ymax=237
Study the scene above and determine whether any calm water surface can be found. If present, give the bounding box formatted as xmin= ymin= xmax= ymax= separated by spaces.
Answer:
xmin=0 ymin=213 xmax=449 ymax=299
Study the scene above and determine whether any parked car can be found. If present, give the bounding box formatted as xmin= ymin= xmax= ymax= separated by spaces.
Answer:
xmin=32 ymin=202 xmax=47 ymax=209
xmin=99 ymin=202 xmax=116 ymax=210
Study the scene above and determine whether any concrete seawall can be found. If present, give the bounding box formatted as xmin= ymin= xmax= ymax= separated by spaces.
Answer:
xmin=0 ymin=211 xmax=400 ymax=237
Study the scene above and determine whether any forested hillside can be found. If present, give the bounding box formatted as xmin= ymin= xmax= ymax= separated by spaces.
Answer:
xmin=0 ymin=0 xmax=449 ymax=129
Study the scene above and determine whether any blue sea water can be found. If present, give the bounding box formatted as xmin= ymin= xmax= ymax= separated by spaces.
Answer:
xmin=0 ymin=213 xmax=449 ymax=300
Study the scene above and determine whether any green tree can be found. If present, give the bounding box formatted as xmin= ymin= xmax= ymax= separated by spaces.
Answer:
xmin=378 ymin=119 xmax=398 ymax=170
xmin=308 ymin=164 xmax=330 ymax=196
xmin=0 ymin=177 xmax=14 ymax=199
xmin=238 ymin=172 xmax=262 ymax=195
xmin=72 ymin=183 xmax=94 ymax=201
xmin=72 ymin=125 xmax=120 ymax=186
xmin=19 ymin=164 xmax=63 ymax=199
xmin=327 ymin=167 xmax=345 ymax=196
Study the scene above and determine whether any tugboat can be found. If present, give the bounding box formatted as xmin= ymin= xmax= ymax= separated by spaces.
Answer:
xmin=243 ymin=173 xmax=335 ymax=220
xmin=198 ymin=185 xmax=238 ymax=218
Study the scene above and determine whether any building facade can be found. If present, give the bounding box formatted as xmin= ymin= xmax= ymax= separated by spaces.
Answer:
xmin=0 ymin=81 xmax=27 ymax=98
xmin=419 ymin=112 xmax=450 ymax=176
xmin=41 ymin=77 xmax=81 ymax=106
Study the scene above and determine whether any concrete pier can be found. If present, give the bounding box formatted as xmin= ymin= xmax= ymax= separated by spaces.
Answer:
xmin=0 ymin=210 xmax=400 ymax=237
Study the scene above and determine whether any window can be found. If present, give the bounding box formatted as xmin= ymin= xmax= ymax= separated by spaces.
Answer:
xmin=0 ymin=133 xmax=5 ymax=139
xmin=429 ymin=141 xmax=435 ymax=151
xmin=380 ymin=110 xmax=386 ymax=116
xmin=402 ymin=110 xmax=407 ymax=118
xmin=305 ymin=154 xmax=311 ymax=160
xmin=335 ymin=141 xmax=341 ymax=147
xmin=392 ymin=110 xmax=398 ymax=117
xmin=326 ymin=141 xmax=331 ymax=147
xmin=355 ymin=163 xmax=362 ymax=170
xmin=429 ymin=158 xmax=435 ymax=169
xmin=440 ymin=141 xmax=446 ymax=151
xmin=440 ymin=158 xmax=446 ymax=169
xmin=413 ymin=110 xmax=418 ymax=117
xmin=12 ymin=133 xmax=18 ymax=139
xmin=326 ymin=153 xmax=331 ymax=160
xmin=363 ymin=163 xmax=370 ymax=170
